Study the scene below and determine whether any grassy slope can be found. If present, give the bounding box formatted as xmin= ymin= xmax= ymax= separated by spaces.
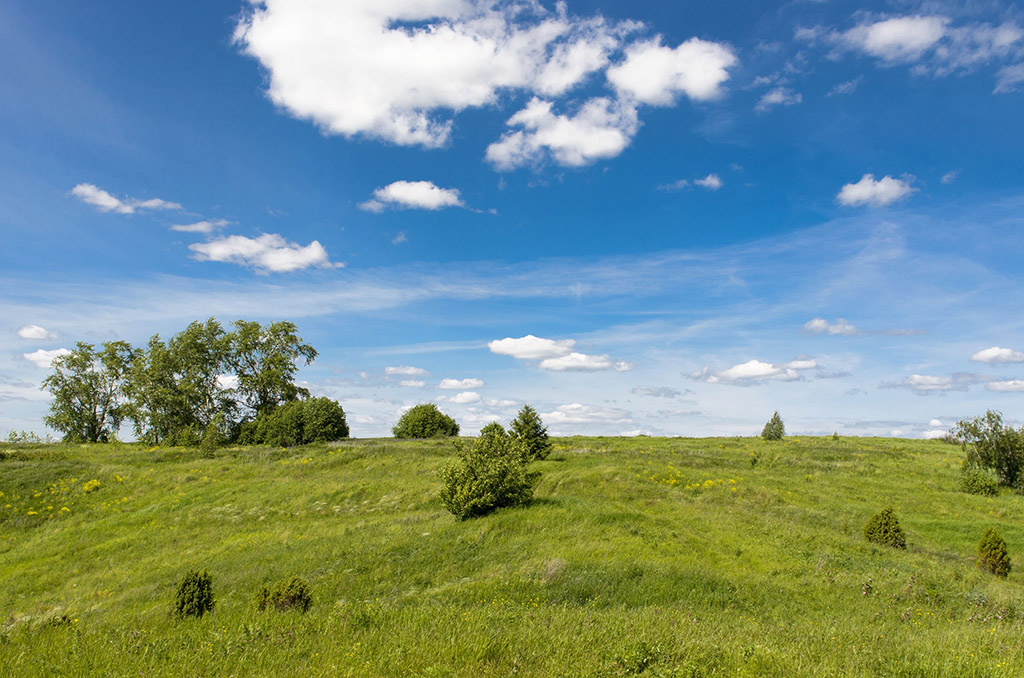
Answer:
xmin=1 ymin=436 xmax=1022 ymax=677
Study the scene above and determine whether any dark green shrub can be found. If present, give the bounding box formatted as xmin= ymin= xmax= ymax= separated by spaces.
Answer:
xmin=510 ymin=404 xmax=551 ymax=461
xmin=479 ymin=421 xmax=507 ymax=438
xmin=239 ymin=397 xmax=349 ymax=447
xmin=199 ymin=413 xmax=226 ymax=457
xmin=761 ymin=411 xmax=785 ymax=441
xmin=978 ymin=528 xmax=1011 ymax=577
xmin=174 ymin=569 xmax=215 ymax=617
xmin=439 ymin=434 xmax=538 ymax=520
xmin=959 ymin=467 xmax=999 ymax=496
xmin=951 ymin=410 xmax=1024 ymax=486
xmin=392 ymin=403 xmax=459 ymax=438
xmin=863 ymin=507 xmax=906 ymax=549
xmin=255 ymin=576 xmax=312 ymax=613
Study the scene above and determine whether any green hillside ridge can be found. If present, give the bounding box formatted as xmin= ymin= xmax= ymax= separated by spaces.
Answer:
xmin=1 ymin=436 xmax=1022 ymax=676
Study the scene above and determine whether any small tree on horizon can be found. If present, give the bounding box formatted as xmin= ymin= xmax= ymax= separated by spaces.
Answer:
xmin=761 ymin=411 xmax=785 ymax=441
xmin=510 ymin=404 xmax=551 ymax=461
xmin=392 ymin=403 xmax=460 ymax=438
xmin=42 ymin=341 xmax=133 ymax=443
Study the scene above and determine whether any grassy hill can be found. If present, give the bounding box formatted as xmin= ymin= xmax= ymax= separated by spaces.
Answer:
xmin=1 ymin=436 xmax=1022 ymax=676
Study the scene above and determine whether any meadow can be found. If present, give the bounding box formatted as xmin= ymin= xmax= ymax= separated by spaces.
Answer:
xmin=1 ymin=435 xmax=1022 ymax=676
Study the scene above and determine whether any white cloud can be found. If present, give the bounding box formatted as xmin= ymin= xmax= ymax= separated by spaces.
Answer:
xmin=922 ymin=429 xmax=948 ymax=439
xmin=444 ymin=391 xmax=481 ymax=404
xmin=605 ymin=37 xmax=737 ymax=104
xmin=399 ymin=379 xmax=425 ymax=387
xmin=17 ymin=325 xmax=57 ymax=340
xmin=23 ymin=348 xmax=71 ymax=368
xmin=827 ymin=76 xmax=862 ymax=96
xmin=386 ymin=365 xmax=428 ymax=376
xmin=841 ymin=16 xmax=949 ymax=62
xmin=542 ymin=403 xmax=632 ymax=424
xmin=836 ymin=174 xmax=915 ymax=207
xmin=694 ymin=174 xmax=723 ymax=190
xmin=171 ymin=219 xmax=231 ymax=234
xmin=987 ymin=379 xmax=1024 ymax=392
xmin=439 ymin=377 xmax=484 ymax=390
xmin=359 ymin=181 xmax=463 ymax=212
xmin=488 ymin=335 xmax=575 ymax=360
xmin=941 ymin=170 xmax=959 ymax=184
xmin=881 ymin=373 xmax=990 ymax=395
xmin=216 ymin=374 xmax=239 ymax=390
xmin=971 ymin=346 xmax=1024 ymax=364
xmin=803 ymin=317 xmax=858 ymax=336
xmin=691 ymin=358 xmax=817 ymax=385
xmin=486 ymin=96 xmax=639 ymax=169
xmin=657 ymin=179 xmax=689 ymax=192
xmin=754 ymin=87 xmax=802 ymax=112
xmin=538 ymin=352 xmax=633 ymax=372
xmin=189 ymin=234 xmax=338 ymax=273
xmin=631 ymin=386 xmax=682 ymax=398
xmin=995 ymin=63 xmax=1024 ymax=92
xmin=929 ymin=419 xmax=943 ymax=427
xmin=71 ymin=183 xmax=181 ymax=215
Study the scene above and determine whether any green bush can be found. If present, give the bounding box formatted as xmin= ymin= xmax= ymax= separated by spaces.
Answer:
xmin=978 ymin=527 xmax=1012 ymax=577
xmin=439 ymin=433 xmax=538 ymax=520
xmin=951 ymin=410 xmax=1024 ymax=487
xmin=863 ymin=507 xmax=906 ymax=549
xmin=510 ymin=404 xmax=552 ymax=461
xmin=392 ymin=403 xmax=459 ymax=438
xmin=479 ymin=422 xmax=507 ymax=438
xmin=239 ymin=397 xmax=349 ymax=447
xmin=761 ymin=411 xmax=785 ymax=441
xmin=959 ymin=467 xmax=999 ymax=496
xmin=174 ymin=569 xmax=215 ymax=618
xmin=255 ymin=576 xmax=312 ymax=613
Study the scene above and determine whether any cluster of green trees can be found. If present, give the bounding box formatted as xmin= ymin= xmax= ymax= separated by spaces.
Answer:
xmin=42 ymin=318 xmax=346 ymax=446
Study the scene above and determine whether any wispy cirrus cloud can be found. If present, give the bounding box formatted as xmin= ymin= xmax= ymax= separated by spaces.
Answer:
xmin=71 ymin=183 xmax=181 ymax=215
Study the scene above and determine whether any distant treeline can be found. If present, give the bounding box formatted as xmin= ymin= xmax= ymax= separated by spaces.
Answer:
xmin=41 ymin=318 xmax=346 ymax=446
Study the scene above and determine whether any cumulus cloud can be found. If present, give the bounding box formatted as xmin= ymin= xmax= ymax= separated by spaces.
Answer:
xmin=803 ymin=318 xmax=858 ymax=336
xmin=690 ymin=358 xmax=818 ymax=385
xmin=987 ymin=379 xmax=1024 ymax=392
xmin=17 ymin=325 xmax=57 ymax=340
xmin=235 ymin=1 xmax=735 ymax=165
xmin=836 ymin=174 xmax=915 ymax=207
xmin=971 ymin=346 xmax=1024 ymax=364
xmin=386 ymin=365 xmax=428 ymax=376
xmin=631 ymin=386 xmax=683 ymax=398
xmin=189 ymin=234 xmax=338 ymax=273
xmin=23 ymin=348 xmax=71 ymax=368
xmin=439 ymin=378 xmax=485 ymax=390
xmin=442 ymin=391 xmax=482 ymax=404
xmin=539 ymin=352 xmax=633 ymax=372
xmin=694 ymin=174 xmax=723 ymax=190
xmin=171 ymin=219 xmax=231 ymax=234
xmin=754 ymin=87 xmax=802 ymax=112
xmin=605 ymin=37 xmax=737 ymax=104
xmin=488 ymin=334 xmax=575 ymax=360
xmin=543 ymin=403 xmax=632 ymax=424
xmin=399 ymin=380 xmax=425 ymax=387
xmin=841 ymin=15 xmax=950 ymax=62
xmin=359 ymin=181 xmax=464 ymax=212
xmin=71 ymin=183 xmax=181 ymax=215
xmin=929 ymin=419 xmax=943 ymax=427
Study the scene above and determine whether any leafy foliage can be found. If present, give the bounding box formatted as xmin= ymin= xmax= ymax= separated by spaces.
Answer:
xmin=509 ymin=404 xmax=551 ymax=461
xmin=479 ymin=421 xmax=507 ymax=438
xmin=41 ymin=341 xmax=133 ymax=443
xmin=392 ymin=404 xmax=459 ymax=438
xmin=958 ymin=467 xmax=999 ymax=496
xmin=439 ymin=434 xmax=538 ymax=520
xmin=978 ymin=527 xmax=1012 ymax=577
xmin=863 ymin=507 xmax=906 ymax=549
xmin=255 ymin=576 xmax=312 ymax=613
xmin=229 ymin=320 xmax=317 ymax=419
xmin=240 ymin=397 xmax=349 ymax=447
xmin=174 ymin=569 xmax=215 ymax=618
xmin=761 ymin=411 xmax=785 ymax=441
xmin=951 ymin=410 xmax=1024 ymax=487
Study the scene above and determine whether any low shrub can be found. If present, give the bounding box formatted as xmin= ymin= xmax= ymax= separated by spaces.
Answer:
xmin=863 ymin=507 xmax=906 ymax=549
xmin=978 ymin=528 xmax=1012 ymax=577
xmin=479 ymin=422 xmax=507 ymax=438
xmin=240 ymin=398 xmax=349 ymax=447
xmin=255 ymin=576 xmax=312 ymax=613
xmin=761 ymin=412 xmax=785 ymax=441
xmin=959 ymin=467 xmax=999 ymax=496
xmin=174 ymin=569 xmax=215 ymax=618
xmin=439 ymin=434 xmax=538 ymax=520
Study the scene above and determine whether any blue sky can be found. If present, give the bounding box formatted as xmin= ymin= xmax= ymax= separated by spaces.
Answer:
xmin=2 ymin=0 xmax=1024 ymax=438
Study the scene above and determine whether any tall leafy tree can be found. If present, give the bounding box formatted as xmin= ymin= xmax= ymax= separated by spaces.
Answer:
xmin=42 ymin=341 xmax=133 ymax=442
xmin=229 ymin=320 xmax=318 ymax=419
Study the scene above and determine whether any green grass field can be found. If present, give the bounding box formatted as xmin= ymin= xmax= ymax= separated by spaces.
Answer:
xmin=2 ymin=436 xmax=1022 ymax=676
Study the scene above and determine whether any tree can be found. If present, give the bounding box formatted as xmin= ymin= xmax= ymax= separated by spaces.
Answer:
xmin=241 ymin=397 xmax=349 ymax=447
xmin=978 ymin=527 xmax=1012 ymax=577
xmin=509 ymin=404 xmax=551 ymax=461
xmin=761 ymin=411 xmax=785 ymax=441
xmin=392 ymin=403 xmax=459 ymax=438
xmin=42 ymin=341 xmax=133 ymax=442
xmin=951 ymin=410 xmax=1024 ymax=487
xmin=479 ymin=421 xmax=507 ymax=439
xmin=229 ymin=320 xmax=317 ymax=420
xmin=439 ymin=433 xmax=538 ymax=520
xmin=863 ymin=506 xmax=906 ymax=549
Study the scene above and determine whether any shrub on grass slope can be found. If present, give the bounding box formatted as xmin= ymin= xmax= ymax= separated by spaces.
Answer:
xmin=174 ymin=569 xmax=214 ymax=618
xmin=761 ymin=411 xmax=785 ymax=441
xmin=863 ymin=507 xmax=906 ymax=549
xmin=978 ymin=528 xmax=1012 ymax=578
xmin=951 ymin=410 xmax=1024 ymax=487
xmin=510 ymin=404 xmax=552 ymax=461
xmin=439 ymin=433 xmax=538 ymax=520
xmin=240 ymin=397 xmax=349 ymax=446
xmin=255 ymin=576 xmax=313 ymax=613
xmin=392 ymin=403 xmax=459 ymax=438
xmin=959 ymin=468 xmax=999 ymax=496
